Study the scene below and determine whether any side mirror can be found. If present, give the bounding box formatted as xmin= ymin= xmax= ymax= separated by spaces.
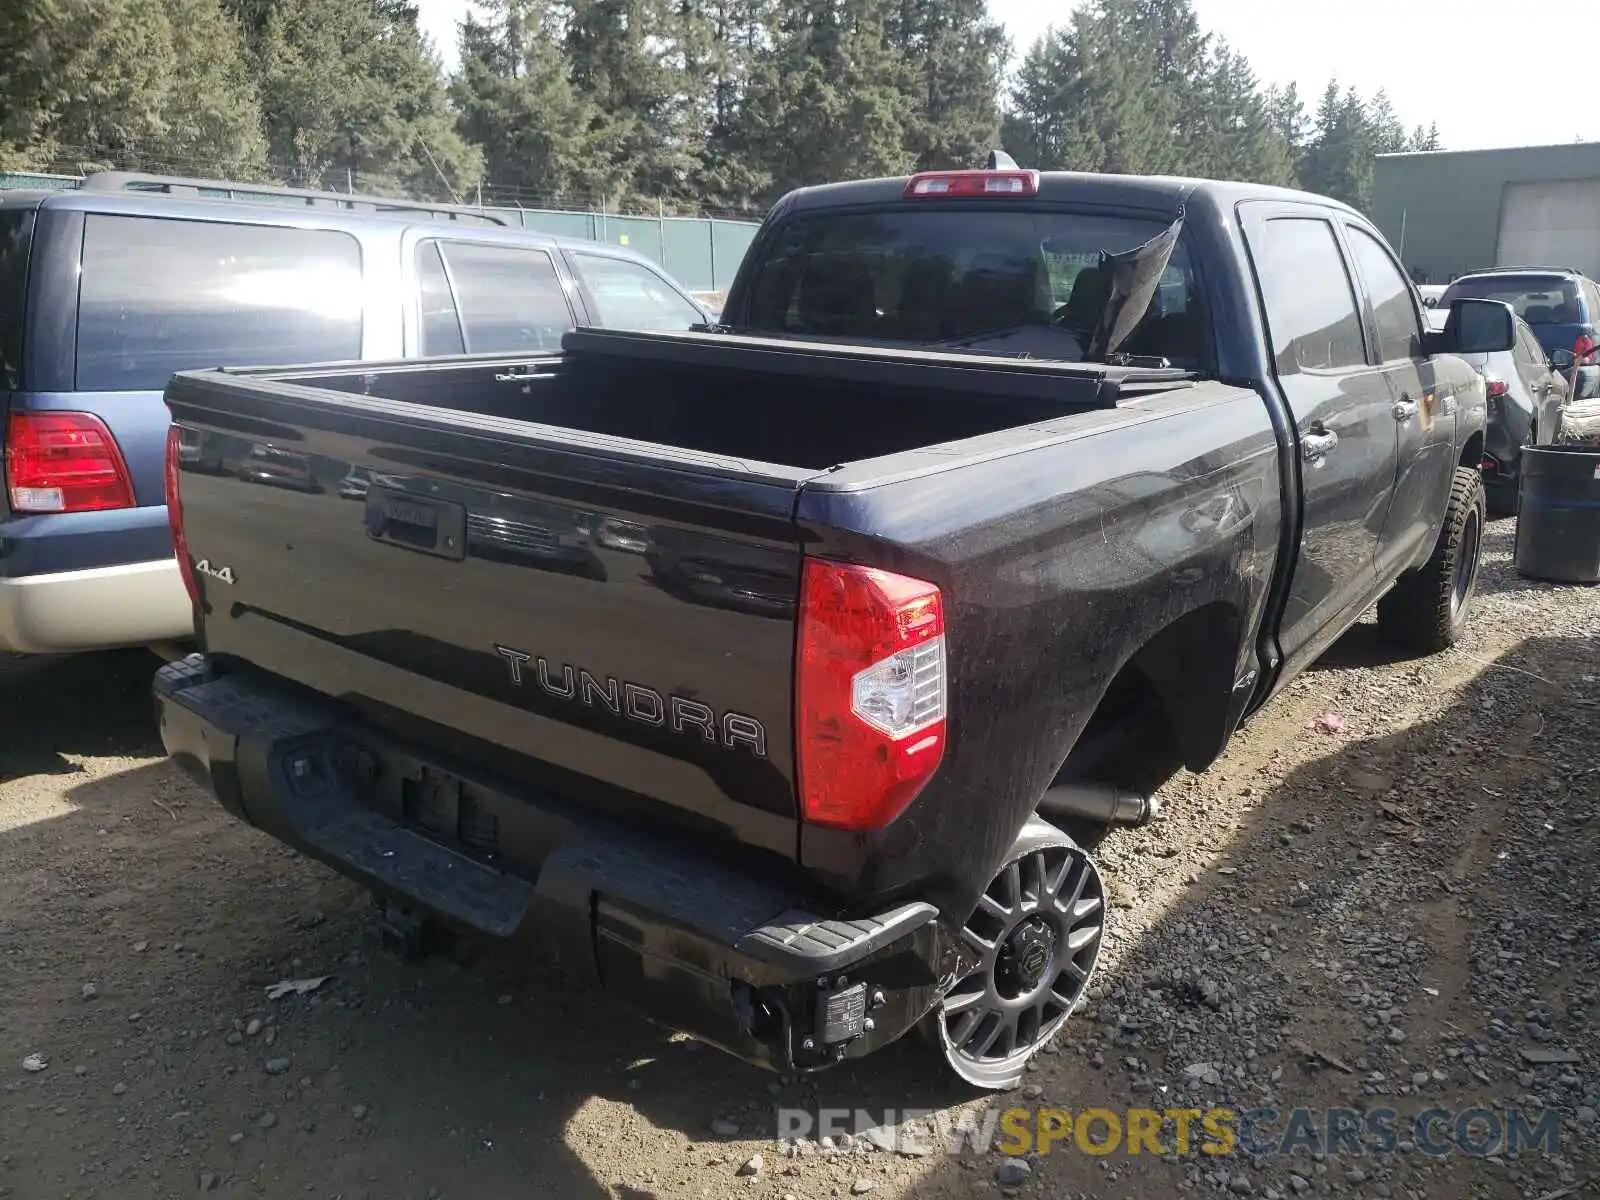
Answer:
xmin=1435 ymin=297 xmax=1516 ymax=355
xmin=1549 ymin=348 xmax=1576 ymax=370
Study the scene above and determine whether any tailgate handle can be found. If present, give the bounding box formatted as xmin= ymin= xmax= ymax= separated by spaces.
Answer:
xmin=364 ymin=487 xmax=467 ymax=561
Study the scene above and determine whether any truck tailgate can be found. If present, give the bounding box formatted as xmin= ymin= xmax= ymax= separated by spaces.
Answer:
xmin=165 ymin=375 xmax=807 ymax=859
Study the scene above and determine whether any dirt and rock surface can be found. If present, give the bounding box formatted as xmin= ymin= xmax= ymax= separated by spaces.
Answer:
xmin=2 ymin=518 xmax=1596 ymax=1200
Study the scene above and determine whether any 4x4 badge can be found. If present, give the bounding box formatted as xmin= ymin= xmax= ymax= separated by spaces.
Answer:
xmin=194 ymin=559 xmax=235 ymax=585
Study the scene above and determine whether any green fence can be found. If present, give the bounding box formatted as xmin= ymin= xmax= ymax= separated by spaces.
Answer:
xmin=0 ymin=170 xmax=761 ymax=294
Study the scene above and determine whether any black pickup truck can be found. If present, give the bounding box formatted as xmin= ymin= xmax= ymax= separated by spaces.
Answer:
xmin=154 ymin=164 xmax=1516 ymax=1090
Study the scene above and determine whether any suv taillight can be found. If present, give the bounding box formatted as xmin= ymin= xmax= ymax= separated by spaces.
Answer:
xmin=796 ymin=559 xmax=948 ymax=831
xmin=4 ymin=411 xmax=135 ymax=513
xmin=1575 ymin=334 xmax=1595 ymax=367
xmin=164 ymin=424 xmax=201 ymax=609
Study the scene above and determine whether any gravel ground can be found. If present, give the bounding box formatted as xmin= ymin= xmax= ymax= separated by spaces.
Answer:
xmin=1 ymin=517 xmax=1595 ymax=1200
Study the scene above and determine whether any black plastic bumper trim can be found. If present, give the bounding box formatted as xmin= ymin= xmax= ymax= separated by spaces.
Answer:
xmin=154 ymin=655 xmax=945 ymax=1018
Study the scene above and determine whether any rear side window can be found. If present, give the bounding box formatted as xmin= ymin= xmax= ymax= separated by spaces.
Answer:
xmin=1440 ymin=274 xmax=1582 ymax=326
xmin=1251 ymin=218 xmax=1366 ymax=373
xmin=415 ymin=241 xmax=466 ymax=356
xmin=570 ymin=252 xmax=704 ymax=330
xmin=432 ymin=241 xmax=572 ymax=354
xmin=76 ymin=216 xmax=363 ymax=392
xmin=0 ymin=209 xmax=34 ymax=390
xmin=1346 ymin=226 xmax=1421 ymax=363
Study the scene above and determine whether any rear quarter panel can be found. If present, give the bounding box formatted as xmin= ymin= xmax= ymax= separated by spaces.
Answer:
xmin=795 ymin=382 xmax=1281 ymax=916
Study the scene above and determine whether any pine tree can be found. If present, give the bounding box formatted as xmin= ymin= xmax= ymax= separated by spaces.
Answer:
xmin=246 ymin=0 xmax=482 ymax=198
xmin=1300 ymin=82 xmax=1378 ymax=210
xmin=1367 ymin=89 xmax=1409 ymax=155
xmin=733 ymin=0 xmax=917 ymax=201
xmin=1000 ymin=27 xmax=1079 ymax=171
xmin=1408 ymin=121 xmax=1442 ymax=152
xmin=1128 ymin=0 xmax=1209 ymax=174
xmin=451 ymin=1 xmax=600 ymax=205
xmin=885 ymin=0 xmax=1008 ymax=171
xmin=565 ymin=0 xmax=702 ymax=208
xmin=1188 ymin=41 xmax=1294 ymax=185
xmin=1060 ymin=0 xmax=1168 ymax=175
xmin=1264 ymin=82 xmax=1308 ymax=161
xmin=1 ymin=0 xmax=265 ymax=174
xmin=695 ymin=0 xmax=778 ymax=211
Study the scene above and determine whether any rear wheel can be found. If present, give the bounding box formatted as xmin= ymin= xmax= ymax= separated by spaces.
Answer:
xmin=1376 ymin=466 xmax=1485 ymax=655
xmin=931 ymin=817 xmax=1104 ymax=1089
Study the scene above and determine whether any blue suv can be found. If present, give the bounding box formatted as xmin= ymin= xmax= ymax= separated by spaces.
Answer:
xmin=0 ymin=173 xmax=712 ymax=655
xmin=1438 ymin=266 xmax=1600 ymax=400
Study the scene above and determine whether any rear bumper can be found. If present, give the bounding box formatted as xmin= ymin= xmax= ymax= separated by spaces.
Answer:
xmin=154 ymin=656 xmax=960 ymax=1073
xmin=0 ymin=558 xmax=194 ymax=653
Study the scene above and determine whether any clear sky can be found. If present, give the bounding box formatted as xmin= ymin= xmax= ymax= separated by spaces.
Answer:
xmin=417 ymin=0 xmax=1598 ymax=153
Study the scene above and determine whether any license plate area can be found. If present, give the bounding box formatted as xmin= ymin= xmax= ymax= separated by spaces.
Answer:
xmin=401 ymin=765 xmax=500 ymax=858
xmin=364 ymin=486 xmax=467 ymax=560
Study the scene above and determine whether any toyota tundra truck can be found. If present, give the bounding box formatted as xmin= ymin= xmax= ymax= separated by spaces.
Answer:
xmin=152 ymin=162 xmax=1514 ymax=1089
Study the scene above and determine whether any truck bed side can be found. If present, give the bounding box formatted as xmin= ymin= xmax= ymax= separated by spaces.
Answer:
xmin=793 ymin=380 xmax=1281 ymax=915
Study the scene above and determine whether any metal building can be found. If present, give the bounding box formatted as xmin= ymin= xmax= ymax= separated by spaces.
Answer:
xmin=1371 ymin=142 xmax=1600 ymax=284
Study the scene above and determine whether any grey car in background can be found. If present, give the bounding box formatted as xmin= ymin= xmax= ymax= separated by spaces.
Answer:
xmin=1457 ymin=314 xmax=1571 ymax=515
xmin=1436 ymin=267 xmax=1600 ymax=403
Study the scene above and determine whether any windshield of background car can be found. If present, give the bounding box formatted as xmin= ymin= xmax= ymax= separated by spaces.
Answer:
xmin=740 ymin=208 xmax=1209 ymax=369
xmin=1440 ymin=275 xmax=1584 ymax=327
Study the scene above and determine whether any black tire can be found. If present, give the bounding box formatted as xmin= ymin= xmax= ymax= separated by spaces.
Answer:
xmin=1376 ymin=466 xmax=1485 ymax=655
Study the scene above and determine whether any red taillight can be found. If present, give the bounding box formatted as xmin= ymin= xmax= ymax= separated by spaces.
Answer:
xmin=4 ymin=411 xmax=135 ymax=514
xmin=165 ymin=424 xmax=201 ymax=609
xmin=903 ymin=170 xmax=1040 ymax=199
xmin=1575 ymin=334 xmax=1595 ymax=367
xmin=796 ymin=559 xmax=948 ymax=831
xmin=1484 ymin=376 xmax=1509 ymax=398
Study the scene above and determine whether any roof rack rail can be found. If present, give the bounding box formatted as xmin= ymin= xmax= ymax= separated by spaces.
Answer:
xmin=1469 ymin=264 xmax=1582 ymax=276
xmin=76 ymin=171 xmax=510 ymax=227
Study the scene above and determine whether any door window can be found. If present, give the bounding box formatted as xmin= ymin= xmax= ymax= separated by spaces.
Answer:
xmin=1346 ymin=226 xmax=1422 ymax=363
xmin=76 ymin=215 xmax=364 ymax=391
xmin=571 ymin=253 xmax=705 ymax=330
xmin=1250 ymin=217 xmax=1367 ymax=374
xmin=431 ymin=241 xmax=573 ymax=354
xmin=415 ymin=241 xmax=465 ymax=356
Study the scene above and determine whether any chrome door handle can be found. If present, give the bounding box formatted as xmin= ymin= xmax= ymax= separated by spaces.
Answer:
xmin=1393 ymin=397 xmax=1419 ymax=421
xmin=1302 ymin=430 xmax=1339 ymax=459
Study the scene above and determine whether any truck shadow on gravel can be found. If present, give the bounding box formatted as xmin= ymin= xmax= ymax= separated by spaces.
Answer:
xmin=1310 ymin=519 xmax=1527 ymax=673
xmin=894 ymin=627 xmax=1597 ymax=1200
xmin=3 ymin=627 xmax=1594 ymax=1199
xmin=0 ymin=648 xmax=165 ymax=780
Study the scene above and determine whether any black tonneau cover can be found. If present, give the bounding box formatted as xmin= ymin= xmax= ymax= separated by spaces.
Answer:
xmin=559 ymin=327 xmax=1195 ymax=406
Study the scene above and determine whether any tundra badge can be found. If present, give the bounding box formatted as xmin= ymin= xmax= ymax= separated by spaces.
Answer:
xmin=494 ymin=644 xmax=767 ymax=757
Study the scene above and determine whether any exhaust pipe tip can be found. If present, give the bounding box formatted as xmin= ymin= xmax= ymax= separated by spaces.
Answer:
xmin=1038 ymin=782 xmax=1163 ymax=828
